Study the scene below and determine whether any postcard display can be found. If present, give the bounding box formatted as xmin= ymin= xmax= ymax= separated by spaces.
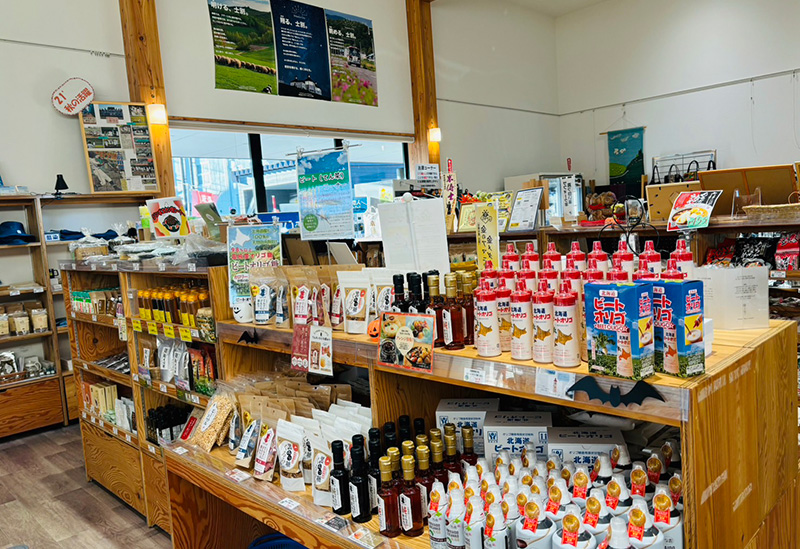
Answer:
xmin=79 ymin=102 xmax=159 ymax=193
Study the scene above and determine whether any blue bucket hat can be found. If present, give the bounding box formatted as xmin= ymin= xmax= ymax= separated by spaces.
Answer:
xmin=0 ymin=221 xmax=35 ymax=244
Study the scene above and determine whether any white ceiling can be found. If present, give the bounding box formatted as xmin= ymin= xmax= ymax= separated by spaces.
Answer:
xmin=508 ymin=0 xmax=606 ymax=17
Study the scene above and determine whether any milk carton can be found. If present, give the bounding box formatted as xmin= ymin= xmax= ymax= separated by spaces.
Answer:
xmin=483 ymin=411 xmax=552 ymax=464
xmin=436 ymin=398 xmax=499 ymax=456
xmin=546 ymin=427 xmax=626 ymax=467
xmin=585 ymin=282 xmax=655 ymax=380
xmin=653 ymin=280 xmax=704 ymax=377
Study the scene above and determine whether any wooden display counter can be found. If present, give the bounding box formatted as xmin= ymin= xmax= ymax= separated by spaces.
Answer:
xmin=166 ymin=320 xmax=798 ymax=549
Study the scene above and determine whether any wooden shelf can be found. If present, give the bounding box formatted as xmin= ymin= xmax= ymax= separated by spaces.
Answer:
xmin=80 ymin=408 xmax=138 ymax=448
xmin=60 ymin=260 xmax=209 ymax=275
xmin=0 ymin=330 xmax=54 ymax=346
xmin=70 ymin=311 xmax=119 ymax=328
xmin=37 ymin=193 xmax=155 ymax=205
xmin=0 ymin=372 xmax=60 ymax=391
xmin=0 ymin=242 xmax=40 ymax=251
xmin=164 ymin=443 xmax=429 ymax=549
xmin=0 ymin=286 xmax=46 ymax=298
xmin=130 ymin=317 xmax=212 ymax=344
xmin=45 ymin=240 xmax=70 ymax=246
xmin=73 ymin=357 xmax=131 ymax=387
xmin=135 ymin=375 xmax=210 ymax=408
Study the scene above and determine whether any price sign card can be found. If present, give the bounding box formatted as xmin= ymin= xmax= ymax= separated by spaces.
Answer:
xmin=377 ymin=312 xmax=434 ymax=373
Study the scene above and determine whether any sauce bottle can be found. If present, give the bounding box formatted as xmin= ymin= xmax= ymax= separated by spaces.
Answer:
xmin=138 ymin=290 xmax=151 ymax=320
xmin=430 ymin=440 xmax=449 ymax=485
xmin=462 ymin=273 xmax=476 ymax=346
xmin=416 ymin=446 xmax=435 ymax=522
xmin=499 ymin=259 xmax=516 ymax=291
xmin=443 ymin=273 xmax=465 ymax=350
xmin=367 ymin=438 xmax=381 ymax=514
xmin=428 ymin=481 xmax=449 ymax=549
xmin=613 ymin=240 xmax=635 ymax=280
xmin=543 ymin=242 xmax=563 ymax=273
xmin=496 ymin=278 xmax=513 ymax=352
xmin=608 ymin=257 xmax=630 ymax=282
xmin=484 ymin=503 xmax=508 ymax=549
xmin=633 ymin=258 xmax=658 ymax=281
xmin=427 ymin=274 xmax=445 ymax=348
xmin=553 ymin=281 xmax=580 ymax=367
xmin=521 ymin=242 xmax=540 ymax=273
xmin=532 ymin=279 xmax=555 ymax=364
xmin=474 ymin=279 xmax=501 ymax=357
xmin=588 ymin=241 xmax=610 ymax=274
xmin=510 ymin=279 xmax=533 ymax=361
xmin=349 ymin=446 xmax=372 ymax=523
xmin=539 ymin=259 xmax=559 ymax=293
xmin=391 ymin=274 xmax=409 ymax=312
xmin=377 ymin=456 xmax=401 ymax=538
xmin=330 ymin=440 xmax=351 ymax=515
xmin=566 ymin=241 xmax=587 ymax=271
xmin=399 ymin=455 xmax=424 ymax=536
xmin=661 ymin=258 xmax=685 ymax=281
xmin=502 ymin=243 xmax=521 ymax=271
xmin=464 ymin=496 xmax=486 ymax=549
xmin=640 ymin=240 xmax=661 ymax=274
xmin=671 ymin=239 xmax=694 ymax=279
xmin=446 ymin=488 xmax=466 ymax=549
xmin=460 ymin=426 xmax=479 ymax=470
xmin=481 ymin=260 xmax=499 ymax=290
xmin=407 ymin=273 xmax=427 ymax=314
xmin=443 ymin=433 xmax=462 ymax=477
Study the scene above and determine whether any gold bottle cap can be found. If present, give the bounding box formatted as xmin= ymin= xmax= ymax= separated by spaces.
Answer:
xmin=428 ymin=275 xmax=441 ymax=297
xmin=401 ymin=440 xmax=415 ymax=457
xmin=415 ymin=434 xmax=429 ymax=448
xmin=443 ymin=423 xmax=456 ymax=436
xmin=429 ymin=428 xmax=442 ymax=442
xmin=401 ymin=455 xmax=416 ymax=480
xmin=387 ymin=447 xmax=400 ymax=470
xmin=462 ymin=426 xmax=474 ymax=445
xmin=444 ymin=434 xmax=458 ymax=456
xmin=430 ymin=440 xmax=444 ymax=461
xmin=417 ymin=445 xmax=430 ymax=469
xmin=456 ymin=272 xmax=465 ymax=293
xmin=445 ymin=283 xmax=458 ymax=298
xmin=379 ymin=456 xmax=393 ymax=482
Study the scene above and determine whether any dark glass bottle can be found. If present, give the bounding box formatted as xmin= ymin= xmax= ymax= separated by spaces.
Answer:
xmin=398 ymin=415 xmax=412 ymax=443
xmin=352 ymin=434 xmax=365 ymax=457
xmin=349 ymin=446 xmax=372 ymax=523
xmin=399 ymin=455 xmax=424 ymax=536
xmin=407 ymin=273 xmax=427 ymax=314
xmin=443 ymin=273 xmax=465 ymax=350
xmin=443 ymin=433 xmax=463 ymax=477
xmin=368 ymin=427 xmax=382 ymax=449
xmin=330 ymin=440 xmax=350 ymax=515
xmin=463 ymin=273 xmax=476 ymax=346
xmin=430 ymin=440 xmax=448 ymax=485
xmin=368 ymin=439 xmax=381 ymax=514
xmin=387 ymin=447 xmax=402 ymax=492
xmin=413 ymin=417 xmax=425 ymax=437
xmin=460 ymin=426 xmax=479 ymax=471
xmin=391 ymin=274 xmax=408 ymax=313
xmin=383 ymin=421 xmax=397 ymax=450
xmin=427 ymin=274 xmax=445 ymax=347
xmin=415 ymin=446 xmax=435 ymax=525
xmin=377 ymin=456 xmax=401 ymax=538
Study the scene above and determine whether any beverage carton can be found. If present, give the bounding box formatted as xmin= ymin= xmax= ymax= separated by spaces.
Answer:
xmin=546 ymin=427 xmax=626 ymax=467
xmin=585 ymin=282 xmax=655 ymax=380
xmin=483 ymin=411 xmax=552 ymax=463
xmin=653 ymin=280 xmax=704 ymax=377
xmin=436 ymin=398 xmax=499 ymax=456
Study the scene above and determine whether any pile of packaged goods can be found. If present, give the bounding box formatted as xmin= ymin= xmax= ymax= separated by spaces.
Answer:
xmin=0 ymin=299 xmax=49 ymax=337
xmin=94 ymin=352 xmax=130 ymax=375
xmin=70 ymin=285 xmax=122 ymax=317
xmin=80 ymin=379 xmax=136 ymax=431
xmin=138 ymin=336 xmax=217 ymax=397
xmin=133 ymin=282 xmax=214 ymax=339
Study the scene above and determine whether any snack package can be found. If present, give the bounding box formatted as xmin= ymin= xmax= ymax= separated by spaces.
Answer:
xmin=274 ymin=268 xmax=291 ymax=328
xmin=235 ymin=414 xmax=261 ymax=468
xmin=310 ymin=433 xmax=333 ymax=506
xmin=190 ymin=391 xmax=235 ymax=452
xmin=338 ymin=270 xmax=370 ymax=334
xmin=253 ymin=406 xmax=288 ymax=481
xmin=291 ymin=415 xmax=321 ymax=484
xmin=228 ymin=406 xmax=242 ymax=455
xmin=276 ymin=419 xmax=306 ymax=491
xmin=250 ymin=267 xmax=277 ymax=326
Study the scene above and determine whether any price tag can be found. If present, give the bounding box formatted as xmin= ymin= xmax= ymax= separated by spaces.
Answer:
xmin=174 ymin=447 xmax=189 ymax=456
xmin=190 ymin=394 xmax=200 ymax=405
xmin=148 ymin=444 xmax=156 ymax=454
xmin=147 ymin=322 xmax=158 ymax=335
xmin=112 ymin=427 xmax=119 ymax=435
xmin=132 ymin=319 xmax=142 ymax=332
xmin=110 ymin=263 xmax=118 ymax=271
xmin=71 ymin=263 xmax=76 ymax=270
xmin=348 ymin=528 xmax=381 ymax=549
xmin=125 ymin=434 xmax=132 ymax=443
xmin=132 ymin=263 xmax=141 ymax=271
xmin=90 ymin=416 xmax=96 ymax=424
xmin=225 ymin=469 xmax=251 ymax=483
xmin=92 ymin=315 xmax=98 ymax=322
xmin=99 ymin=420 xmax=104 ymax=428
xmin=279 ymin=498 xmax=300 ymax=510
xmin=771 ymin=270 xmax=787 ymax=279
xmin=91 ymin=264 xmax=97 ymax=271
xmin=464 ymin=367 xmax=486 ymax=384
xmin=163 ymin=325 xmax=175 ymax=339
xmin=158 ymin=263 xmax=167 ymax=272
xmin=159 ymin=383 xmax=168 ymax=393
xmin=132 ymin=373 xmax=140 ymax=383
xmin=191 ymin=329 xmax=200 ymax=339
xmin=9 ymin=290 xmax=20 ymax=297
xmin=71 ymin=312 xmax=76 ymax=319
xmin=34 ymin=287 xmax=44 ymax=294
xmin=82 ymin=411 xmax=87 ymax=419
xmin=178 ymin=326 xmax=192 ymax=342
xmin=187 ymin=263 xmax=197 ymax=272
xmin=535 ymin=369 xmax=576 ymax=401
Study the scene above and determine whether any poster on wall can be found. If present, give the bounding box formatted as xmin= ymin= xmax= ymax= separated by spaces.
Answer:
xmin=207 ymin=0 xmax=278 ymax=95
xmin=326 ymin=10 xmax=378 ymax=106
xmin=297 ymin=149 xmax=354 ymax=240
xmin=205 ymin=0 xmax=377 ymax=106
xmin=227 ymin=224 xmax=283 ymax=305
xmin=607 ymin=126 xmax=645 ymax=196
xmin=79 ymin=102 xmax=159 ymax=193
xmin=271 ymin=0 xmax=331 ymax=101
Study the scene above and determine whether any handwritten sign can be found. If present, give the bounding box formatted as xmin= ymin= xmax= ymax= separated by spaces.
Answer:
xmin=476 ymin=203 xmax=500 ymax=271
xmin=443 ymin=172 xmax=458 ymax=233
xmin=52 ymin=77 xmax=94 ymax=115
xmin=416 ymin=164 xmax=440 ymax=182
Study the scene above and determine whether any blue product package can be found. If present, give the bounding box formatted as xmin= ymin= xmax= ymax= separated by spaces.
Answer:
xmin=585 ymin=282 xmax=655 ymax=380
xmin=653 ymin=279 xmax=704 ymax=377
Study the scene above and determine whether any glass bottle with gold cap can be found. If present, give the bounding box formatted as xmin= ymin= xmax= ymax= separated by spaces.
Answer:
xmin=415 ymin=434 xmax=429 ymax=452
xmin=430 ymin=439 xmax=448 ymax=485
xmin=401 ymin=440 xmax=416 ymax=471
xmin=415 ymin=445 xmax=435 ymax=524
xmin=429 ymin=428 xmax=442 ymax=444
xmin=443 ymin=433 xmax=463 ymax=477
xmin=460 ymin=425 xmax=478 ymax=470
xmin=427 ymin=274 xmax=445 ymax=347
xmin=386 ymin=447 xmax=402 ymax=492
xmin=463 ymin=272 xmax=476 ymax=346
xmin=377 ymin=456 xmax=401 ymax=538
xmin=443 ymin=273 xmax=465 ymax=350
xmin=399 ymin=455 xmax=424 ymax=536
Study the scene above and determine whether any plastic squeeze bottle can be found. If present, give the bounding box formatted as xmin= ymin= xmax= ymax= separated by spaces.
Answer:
xmin=670 ymin=239 xmax=694 ymax=279
xmin=474 ymin=279 xmax=502 ymax=357
xmin=544 ymin=242 xmax=563 ymax=273
xmin=502 ymin=243 xmax=521 ymax=272
xmin=566 ymin=241 xmax=587 ymax=271
xmin=522 ymin=242 xmax=540 ymax=273
xmin=553 ymin=281 xmax=580 ymax=368
xmin=640 ymin=241 xmax=661 ymax=274
xmin=588 ymin=241 xmax=610 ymax=274
xmin=510 ymin=279 xmax=533 ymax=361
xmin=532 ymin=280 xmax=554 ymax=364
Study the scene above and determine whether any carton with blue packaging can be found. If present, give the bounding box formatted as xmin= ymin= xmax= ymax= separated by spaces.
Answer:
xmin=482 ymin=411 xmax=552 ymax=464
xmin=435 ymin=398 xmax=499 ymax=456
xmin=653 ymin=279 xmax=704 ymax=377
xmin=585 ymin=282 xmax=655 ymax=380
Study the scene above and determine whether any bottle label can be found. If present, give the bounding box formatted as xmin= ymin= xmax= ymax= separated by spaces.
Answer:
xmin=330 ymin=476 xmax=342 ymax=509
xmin=378 ymin=495 xmax=387 ymax=530
xmin=605 ymin=494 xmax=619 ymax=510
xmin=409 ymin=306 xmax=419 ymax=314
xmin=443 ymin=309 xmax=453 ymax=345
xmin=654 ymin=508 xmax=670 ymax=524
xmin=369 ymin=476 xmax=378 ymax=510
xmin=349 ymin=483 xmax=360 ymax=517
xmin=522 ymin=516 xmax=538 ymax=532
xmin=562 ymin=530 xmax=579 ymax=546
xmin=446 ymin=515 xmax=465 ymax=546
xmin=553 ymin=304 xmax=580 ymax=367
xmin=399 ymin=494 xmax=413 ymax=531
xmin=628 ymin=523 xmax=644 ymax=541
xmin=532 ymin=303 xmax=553 ymax=363
xmin=417 ymin=482 xmax=428 ymax=514
xmin=583 ymin=511 xmax=598 ymax=527
xmin=631 ymin=481 xmax=646 ymax=496
xmin=545 ymin=498 xmax=560 ymax=514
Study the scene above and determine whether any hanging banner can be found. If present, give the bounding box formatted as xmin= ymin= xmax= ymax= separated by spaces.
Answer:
xmin=607 ymin=127 xmax=645 ymax=195
xmin=297 ymin=149 xmax=354 ymax=240
xmin=227 ymin=224 xmax=283 ymax=305
xmin=476 ymin=203 xmax=500 ymax=271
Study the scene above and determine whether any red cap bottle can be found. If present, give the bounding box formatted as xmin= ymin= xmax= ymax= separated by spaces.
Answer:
xmin=521 ymin=243 xmax=540 ymax=272
xmin=613 ymin=240 xmax=635 ymax=279
xmin=532 ymin=279 xmax=554 ymax=363
xmin=583 ymin=258 xmax=605 ymax=284
xmin=588 ymin=241 xmax=609 ymax=274
xmin=481 ymin=260 xmax=499 ymax=290
xmin=661 ymin=259 xmax=686 ymax=281
xmin=554 ymin=280 xmax=577 ymax=307
xmin=500 ymin=259 xmax=516 ymax=291
xmin=502 ymin=244 xmax=520 ymax=272
xmin=539 ymin=259 xmax=559 ymax=293
xmin=608 ymin=257 xmax=630 ymax=282
xmin=633 ymin=258 xmax=658 ymax=281
xmin=517 ymin=260 xmax=537 ymax=286
xmin=510 ymin=279 xmax=533 ymax=361
xmin=640 ymin=240 xmax=661 ymax=274
xmin=670 ymin=239 xmax=694 ymax=279
xmin=543 ymin=242 xmax=562 ymax=272
xmin=561 ymin=259 xmax=582 ymax=294
xmin=566 ymin=241 xmax=587 ymax=271
xmin=496 ymin=277 xmax=513 ymax=353
xmin=474 ymin=279 xmax=501 ymax=357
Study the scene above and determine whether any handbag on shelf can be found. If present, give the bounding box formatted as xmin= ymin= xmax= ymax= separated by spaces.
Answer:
xmin=649 ymin=165 xmax=661 ymax=186
xmin=707 ymin=159 xmax=717 ymax=171
xmin=684 ymin=160 xmax=699 ymax=181
xmin=664 ymin=164 xmax=684 ymax=183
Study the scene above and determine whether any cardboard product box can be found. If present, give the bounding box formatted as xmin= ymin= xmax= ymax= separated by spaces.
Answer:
xmin=546 ymin=427 xmax=626 ymax=466
xmin=585 ymin=282 xmax=655 ymax=380
xmin=436 ymin=398 xmax=500 ymax=456
xmin=653 ymin=280 xmax=705 ymax=377
xmin=103 ymin=384 xmax=118 ymax=415
xmin=483 ymin=411 xmax=553 ymax=463
xmin=89 ymin=383 xmax=106 ymax=415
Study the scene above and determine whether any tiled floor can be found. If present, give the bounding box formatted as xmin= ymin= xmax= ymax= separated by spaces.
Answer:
xmin=0 ymin=424 xmax=171 ymax=549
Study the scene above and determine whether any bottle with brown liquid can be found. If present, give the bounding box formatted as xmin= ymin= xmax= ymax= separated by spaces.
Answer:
xmin=377 ymin=456 xmax=401 ymax=538
xmin=429 ymin=428 xmax=442 ymax=444
xmin=387 ymin=447 xmax=402 ymax=492
xmin=415 ymin=446 xmax=435 ymax=524
xmin=430 ymin=440 xmax=448 ymax=485
xmin=399 ymin=455 xmax=424 ymax=536
xmin=443 ymin=433 xmax=462 ymax=477
xmin=442 ymin=274 xmax=465 ymax=350
xmin=460 ymin=426 xmax=478 ymax=471
xmin=463 ymin=273 xmax=476 ymax=346
xmin=163 ymin=291 xmax=177 ymax=324
xmin=138 ymin=290 xmax=151 ymax=320
xmin=427 ymin=274 xmax=445 ymax=347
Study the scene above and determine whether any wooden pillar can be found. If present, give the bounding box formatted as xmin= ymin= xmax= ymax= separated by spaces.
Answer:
xmin=119 ymin=0 xmax=176 ymax=196
xmin=406 ymin=0 xmax=440 ymax=176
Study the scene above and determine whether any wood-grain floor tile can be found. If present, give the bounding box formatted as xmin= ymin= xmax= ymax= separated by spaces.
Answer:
xmin=0 ymin=500 xmax=61 ymax=549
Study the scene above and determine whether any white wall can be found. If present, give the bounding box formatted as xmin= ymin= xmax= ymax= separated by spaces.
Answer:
xmin=156 ymin=0 xmax=414 ymax=137
xmin=555 ymin=0 xmax=800 ymax=186
xmin=432 ymin=0 xmax=563 ymax=191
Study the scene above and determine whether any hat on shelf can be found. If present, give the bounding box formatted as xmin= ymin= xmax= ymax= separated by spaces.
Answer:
xmin=0 ymin=221 xmax=36 ymax=245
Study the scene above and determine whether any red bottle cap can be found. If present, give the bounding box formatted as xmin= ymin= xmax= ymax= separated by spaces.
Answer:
xmin=522 ymin=243 xmax=539 ymax=267
xmin=633 ymin=259 xmax=657 ymax=281
xmin=482 ymin=260 xmax=498 ymax=283
xmin=534 ymin=279 xmax=554 ymax=304
xmin=554 ymin=281 xmax=577 ymax=306
xmin=539 ymin=259 xmax=558 ymax=280
xmin=518 ymin=261 xmax=537 ymax=281
xmin=661 ymin=259 xmax=686 ymax=280
xmin=608 ymin=257 xmax=629 ymax=282
xmin=671 ymin=239 xmax=693 ymax=262
xmin=566 ymin=241 xmax=586 ymax=262
xmin=562 ymin=259 xmax=582 ymax=284
xmin=511 ymin=279 xmax=532 ymax=303
xmin=475 ymin=278 xmax=497 ymax=300
xmin=503 ymin=244 xmax=520 ymax=261
xmin=588 ymin=241 xmax=608 ymax=261
xmin=613 ymin=240 xmax=634 ymax=262
xmin=584 ymin=258 xmax=605 ymax=282
xmin=496 ymin=277 xmax=512 ymax=300
xmin=544 ymin=242 xmax=561 ymax=262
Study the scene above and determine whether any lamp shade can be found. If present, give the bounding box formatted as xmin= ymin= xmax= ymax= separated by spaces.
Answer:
xmin=428 ymin=127 xmax=442 ymax=142
xmin=146 ymin=103 xmax=168 ymax=125
xmin=55 ymin=174 xmax=68 ymax=191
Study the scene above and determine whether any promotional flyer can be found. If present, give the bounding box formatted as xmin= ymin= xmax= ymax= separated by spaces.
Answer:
xmin=297 ymin=149 xmax=354 ymax=240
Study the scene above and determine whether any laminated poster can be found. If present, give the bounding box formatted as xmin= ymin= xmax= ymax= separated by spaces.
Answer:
xmin=227 ymin=224 xmax=283 ymax=306
xmin=377 ymin=312 xmax=434 ymax=373
xmin=666 ymin=190 xmax=723 ymax=232
xmin=297 ymin=149 xmax=354 ymax=240
xmin=146 ymin=198 xmax=190 ymax=239
xmin=507 ymin=187 xmax=544 ymax=232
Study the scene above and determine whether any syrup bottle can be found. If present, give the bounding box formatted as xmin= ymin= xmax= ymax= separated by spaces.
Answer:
xmin=391 ymin=274 xmax=408 ymax=312
xmin=553 ymin=281 xmax=580 ymax=367
xmin=566 ymin=241 xmax=587 ymax=271
xmin=671 ymin=238 xmax=694 ymax=279
xmin=416 ymin=445 xmax=435 ymax=522
xmin=460 ymin=426 xmax=479 ymax=470
xmin=588 ymin=241 xmax=610 ymax=274
xmin=474 ymin=279 xmax=501 ymax=357
xmin=399 ymin=455 xmax=424 ymax=536
xmin=349 ymin=446 xmax=372 ymax=523
xmin=543 ymin=242 xmax=563 ymax=273
xmin=330 ymin=440 xmax=351 ymax=515
xmin=496 ymin=277 xmax=513 ymax=352
xmin=430 ymin=440 xmax=449 ymax=485
xmin=462 ymin=273 xmax=476 ymax=346
xmin=427 ymin=274 xmax=445 ymax=348
xmin=521 ymin=242 xmax=540 ymax=273
xmin=539 ymin=258 xmax=559 ymax=293
xmin=481 ymin=260 xmax=499 ymax=290
xmin=640 ymin=240 xmax=661 ymax=274
xmin=377 ymin=456 xmax=401 ymax=538
xmin=443 ymin=433 xmax=463 ymax=477
xmin=443 ymin=273 xmax=465 ymax=350
xmin=428 ymin=481 xmax=449 ymax=549
xmin=367 ymin=438 xmax=381 ymax=514
xmin=613 ymin=240 xmax=635 ymax=280
xmin=510 ymin=279 xmax=533 ymax=361
xmin=502 ymin=243 xmax=521 ymax=271
xmin=532 ymin=279 xmax=555 ymax=364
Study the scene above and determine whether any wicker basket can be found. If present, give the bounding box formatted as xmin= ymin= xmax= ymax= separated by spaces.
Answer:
xmin=743 ymin=192 xmax=800 ymax=222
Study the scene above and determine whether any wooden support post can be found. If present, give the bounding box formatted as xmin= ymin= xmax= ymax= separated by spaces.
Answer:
xmin=406 ymin=0 xmax=440 ymax=176
xmin=119 ymin=0 xmax=176 ymax=196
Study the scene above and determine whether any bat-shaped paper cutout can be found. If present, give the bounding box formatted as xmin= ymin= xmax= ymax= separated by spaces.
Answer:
xmin=237 ymin=329 xmax=259 ymax=345
xmin=567 ymin=377 xmax=665 ymax=407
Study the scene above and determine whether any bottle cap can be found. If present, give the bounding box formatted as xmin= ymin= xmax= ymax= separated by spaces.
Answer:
xmin=540 ymin=259 xmax=558 ymax=279
xmin=484 ymin=484 xmax=502 ymax=508
xmin=590 ymin=241 xmax=608 ymax=257
xmin=462 ymin=425 xmax=474 ymax=445
xmin=379 ymin=455 xmax=393 ymax=481
xmin=351 ymin=445 xmax=365 ymax=468
xmin=464 ymin=480 xmax=480 ymax=501
xmin=417 ymin=445 xmax=430 ymax=469
xmin=496 ymin=277 xmax=512 ymax=298
xmin=430 ymin=481 xmax=448 ymax=513
xmin=562 ymin=504 xmax=584 ymax=534
xmin=466 ymin=495 xmax=486 ymax=524
xmin=482 ymin=260 xmax=498 ymax=281
xmin=448 ymin=471 xmax=464 ymax=493
xmin=428 ymin=275 xmax=441 ymax=296
xmin=555 ymin=280 xmax=577 ymax=306
xmin=443 ymin=423 xmax=456 ymax=436
xmin=331 ymin=440 xmax=345 ymax=465
xmin=546 ymin=242 xmax=559 ymax=254
xmin=368 ymin=427 xmax=381 ymax=444
xmin=585 ymin=487 xmax=610 ymax=518
xmin=401 ymin=455 xmax=416 ymax=480
xmin=569 ymin=241 xmax=584 ymax=255
xmin=562 ymin=258 xmax=582 ymax=281
xmin=448 ymin=488 xmax=466 ymax=513
xmin=384 ymin=421 xmax=396 ymax=436
xmin=487 ymin=503 xmax=506 ymax=531
xmin=413 ymin=417 xmax=425 ymax=436
xmin=607 ymin=473 xmax=630 ymax=501
xmin=474 ymin=278 xmax=497 ymax=301
xmin=503 ymin=476 xmax=519 ymax=498
xmin=352 ymin=433 xmax=364 ymax=449
xmin=392 ymin=273 xmax=405 ymax=289
xmin=534 ymin=279 xmax=554 ymax=304
xmin=429 ymin=428 xmax=442 ymax=442
xmin=512 ymin=278 xmax=533 ymax=302
xmin=368 ymin=439 xmax=381 ymax=461
xmin=415 ymin=434 xmax=429 ymax=449
xmin=546 ymin=453 xmax=562 ymax=473
xmin=430 ymin=439 xmax=444 ymax=461
xmin=464 ymin=465 xmax=479 ymax=485
xmin=608 ymin=258 xmax=629 ymax=282
xmin=608 ymin=516 xmax=631 ymax=548
xmin=444 ymin=434 xmax=458 ymax=456
xmin=502 ymin=491 xmax=519 ymax=519
xmin=661 ymin=259 xmax=685 ymax=280
xmin=560 ymin=462 xmax=576 ymax=487
xmin=401 ymin=439 xmax=415 ymax=456
xmin=550 ymin=478 xmax=570 ymax=505
xmin=611 ymin=443 xmax=631 ymax=469
xmin=505 ymin=243 xmax=518 ymax=255
xmin=629 ymin=498 xmax=654 ymax=529
xmin=595 ymin=452 xmax=614 ymax=479
xmin=475 ymin=457 xmax=489 ymax=478
xmin=387 ymin=447 xmax=400 ymax=470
